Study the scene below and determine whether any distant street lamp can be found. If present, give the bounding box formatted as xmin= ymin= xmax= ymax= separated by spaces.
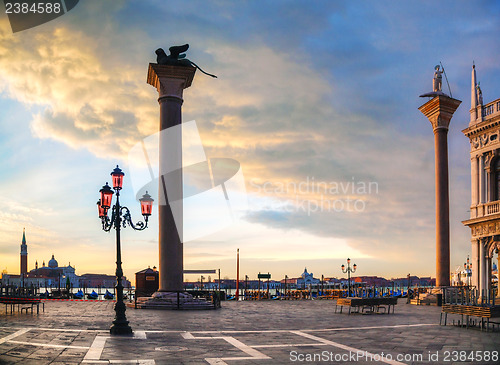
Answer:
xmin=464 ymin=256 xmax=472 ymax=287
xmin=98 ymin=165 xmax=153 ymax=335
xmin=341 ymin=258 xmax=357 ymax=297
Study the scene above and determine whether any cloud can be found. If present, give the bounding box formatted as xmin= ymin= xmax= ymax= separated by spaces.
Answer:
xmin=0 ymin=17 xmax=158 ymax=158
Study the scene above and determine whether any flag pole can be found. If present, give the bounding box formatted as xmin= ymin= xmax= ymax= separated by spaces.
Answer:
xmin=236 ymin=248 xmax=240 ymax=301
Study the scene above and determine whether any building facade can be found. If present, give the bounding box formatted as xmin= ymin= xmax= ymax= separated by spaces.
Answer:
xmin=462 ymin=64 xmax=500 ymax=299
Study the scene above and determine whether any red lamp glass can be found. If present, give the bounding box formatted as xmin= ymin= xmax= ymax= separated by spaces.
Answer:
xmin=97 ymin=200 xmax=107 ymax=218
xmin=341 ymin=264 xmax=345 ymax=270
xmin=99 ymin=182 xmax=114 ymax=209
xmin=353 ymin=264 xmax=357 ymax=270
xmin=139 ymin=191 xmax=154 ymax=216
xmin=111 ymin=165 xmax=125 ymax=190
xmin=347 ymin=258 xmax=350 ymax=264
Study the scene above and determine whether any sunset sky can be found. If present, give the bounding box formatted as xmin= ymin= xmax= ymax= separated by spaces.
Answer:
xmin=1 ymin=1 xmax=500 ymax=284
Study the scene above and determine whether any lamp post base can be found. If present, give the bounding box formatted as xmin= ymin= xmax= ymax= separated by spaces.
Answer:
xmin=110 ymin=321 xmax=133 ymax=335
xmin=110 ymin=300 xmax=132 ymax=335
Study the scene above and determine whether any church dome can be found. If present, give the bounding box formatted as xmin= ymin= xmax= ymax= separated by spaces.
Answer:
xmin=48 ymin=254 xmax=58 ymax=268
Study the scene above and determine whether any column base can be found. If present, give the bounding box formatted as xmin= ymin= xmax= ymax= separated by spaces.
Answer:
xmin=133 ymin=291 xmax=219 ymax=310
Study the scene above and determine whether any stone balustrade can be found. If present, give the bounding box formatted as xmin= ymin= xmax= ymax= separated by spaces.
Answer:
xmin=481 ymin=97 xmax=500 ymax=118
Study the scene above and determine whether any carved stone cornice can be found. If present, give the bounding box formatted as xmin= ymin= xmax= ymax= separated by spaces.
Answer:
xmin=147 ymin=63 xmax=196 ymax=100
xmin=418 ymin=95 xmax=462 ymax=133
xmin=463 ymin=215 xmax=500 ymax=239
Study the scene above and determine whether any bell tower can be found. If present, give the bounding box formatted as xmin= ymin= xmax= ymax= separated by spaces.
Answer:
xmin=20 ymin=228 xmax=27 ymax=274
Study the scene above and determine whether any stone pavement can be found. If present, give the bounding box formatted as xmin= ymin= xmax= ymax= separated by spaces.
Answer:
xmin=0 ymin=299 xmax=499 ymax=364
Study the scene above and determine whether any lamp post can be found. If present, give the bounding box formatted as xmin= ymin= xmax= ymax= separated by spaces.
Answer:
xmin=341 ymin=258 xmax=356 ymax=297
xmin=98 ymin=165 xmax=154 ymax=335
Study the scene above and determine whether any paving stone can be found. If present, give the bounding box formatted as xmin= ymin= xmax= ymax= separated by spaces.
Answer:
xmin=0 ymin=299 xmax=499 ymax=363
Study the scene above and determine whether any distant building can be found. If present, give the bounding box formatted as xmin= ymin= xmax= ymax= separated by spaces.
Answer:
xmin=295 ymin=267 xmax=320 ymax=288
xmin=26 ymin=254 xmax=79 ymax=288
xmin=353 ymin=276 xmax=390 ymax=287
xmin=0 ymin=229 xmax=129 ymax=290
xmin=462 ymin=63 xmax=500 ymax=297
xmin=79 ymin=273 xmax=130 ymax=289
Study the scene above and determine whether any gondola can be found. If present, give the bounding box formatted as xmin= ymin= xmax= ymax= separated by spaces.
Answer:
xmin=104 ymin=290 xmax=114 ymax=300
xmin=86 ymin=290 xmax=98 ymax=300
xmin=73 ymin=290 xmax=84 ymax=299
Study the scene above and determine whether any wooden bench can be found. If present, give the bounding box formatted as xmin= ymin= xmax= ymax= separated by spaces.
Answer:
xmin=0 ymin=296 xmax=44 ymax=315
xmin=440 ymin=304 xmax=500 ymax=331
xmin=335 ymin=297 xmax=397 ymax=314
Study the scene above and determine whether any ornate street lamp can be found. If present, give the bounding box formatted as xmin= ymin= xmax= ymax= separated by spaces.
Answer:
xmin=341 ymin=258 xmax=356 ymax=297
xmin=464 ymin=256 xmax=472 ymax=287
xmin=98 ymin=165 xmax=153 ymax=335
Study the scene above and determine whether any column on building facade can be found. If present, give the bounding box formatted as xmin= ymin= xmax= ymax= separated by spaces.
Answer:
xmin=479 ymin=239 xmax=487 ymax=299
xmin=497 ymin=250 xmax=500 ymax=298
xmin=486 ymin=255 xmax=492 ymax=295
xmin=471 ymin=239 xmax=480 ymax=289
xmin=471 ymin=156 xmax=479 ymax=218
xmin=479 ymin=155 xmax=485 ymax=205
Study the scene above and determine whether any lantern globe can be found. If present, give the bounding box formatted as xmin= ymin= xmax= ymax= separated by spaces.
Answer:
xmin=111 ymin=165 xmax=125 ymax=190
xmin=99 ymin=182 xmax=114 ymax=209
xmin=139 ymin=191 xmax=154 ymax=216
xmin=97 ymin=200 xmax=107 ymax=218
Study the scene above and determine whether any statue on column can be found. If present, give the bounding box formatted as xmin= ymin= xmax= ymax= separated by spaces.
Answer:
xmin=155 ymin=44 xmax=217 ymax=78
xmin=476 ymin=82 xmax=483 ymax=105
xmin=420 ymin=64 xmax=451 ymax=98
xmin=433 ymin=65 xmax=443 ymax=92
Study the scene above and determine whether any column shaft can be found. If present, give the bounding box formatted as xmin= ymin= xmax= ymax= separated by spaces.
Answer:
xmin=479 ymin=155 xmax=485 ymax=204
xmin=158 ymin=96 xmax=183 ymax=292
xmin=471 ymin=156 xmax=479 ymax=217
xmin=479 ymin=241 xmax=486 ymax=299
xmin=434 ymin=128 xmax=450 ymax=287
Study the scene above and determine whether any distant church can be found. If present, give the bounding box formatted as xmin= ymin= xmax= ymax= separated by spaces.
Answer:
xmin=0 ymin=229 xmax=130 ymax=289
xmin=0 ymin=229 xmax=79 ymax=288
xmin=462 ymin=64 xmax=500 ymax=299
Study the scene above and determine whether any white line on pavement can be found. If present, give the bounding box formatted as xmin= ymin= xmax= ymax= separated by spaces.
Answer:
xmin=84 ymin=336 xmax=108 ymax=361
xmin=7 ymin=340 xmax=89 ymax=349
xmin=183 ymin=331 xmax=270 ymax=363
xmin=291 ymin=331 xmax=407 ymax=365
xmin=0 ymin=328 xmax=30 ymax=344
xmin=252 ymin=342 xmax=328 ymax=348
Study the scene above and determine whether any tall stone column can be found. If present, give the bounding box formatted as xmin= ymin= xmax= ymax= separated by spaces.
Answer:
xmin=419 ymin=95 xmax=461 ymax=287
xmin=479 ymin=155 xmax=485 ymax=205
xmin=471 ymin=239 xmax=480 ymax=289
xmin=471 ymin=156 xmax=478 ymax=218
xmin=147 ymin=63 xmax=196 ymax=292
xmin=479 ymin=240 xmax=487 ymax=297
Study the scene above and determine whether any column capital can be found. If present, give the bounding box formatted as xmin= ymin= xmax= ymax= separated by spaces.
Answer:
xmin=147 ymin=63 xmax=196 ymax=100
xmin=418 ymin=95 xmax=462 ymax=133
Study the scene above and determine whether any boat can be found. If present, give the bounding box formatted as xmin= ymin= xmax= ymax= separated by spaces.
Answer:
xmin=73 ymin=290 xmax=84 ymax=299
xmin=86 ymin=290 xmax=98 ymax=300
xmin=104 ymin=290 xmax=114 ymax=300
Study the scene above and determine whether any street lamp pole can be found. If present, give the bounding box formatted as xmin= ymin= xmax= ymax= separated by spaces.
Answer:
xmin=98 ymin=165 xmax=154 ymax=335
xmin=341 ymin=258 xmax=357 ymax=297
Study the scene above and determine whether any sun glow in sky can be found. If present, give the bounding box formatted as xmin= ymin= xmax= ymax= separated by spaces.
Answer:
xmin=1 ymin=1 xmax=500 ymax=284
